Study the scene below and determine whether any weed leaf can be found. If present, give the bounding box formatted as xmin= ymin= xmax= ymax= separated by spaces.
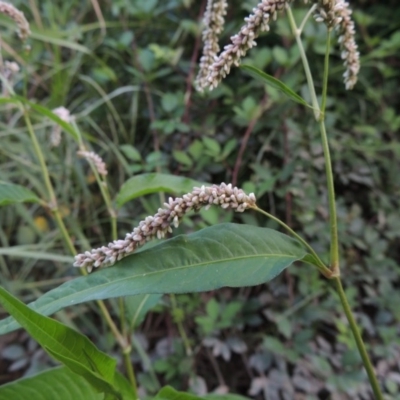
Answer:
xmin=0 ymin=182 xmax=40 ymax=206
xmin=0 ymin=224 xmax=308 ymax=335
xmin=0 ymin=366 xmax=102 ymax=400
xmin=241 ymin=64 xmax=310 ymax=107
xmin=154 ymin=386 xmax=251 ymax=400
xmin=0 ymin=287 xmax=123 ymax=397
xmin=116 ymin=173 xmax=206 ymax=208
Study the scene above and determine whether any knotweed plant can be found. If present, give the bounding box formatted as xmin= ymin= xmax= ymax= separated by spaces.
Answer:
xmin=192 ymin=0 xmax=380 ymax=399
xmin=0 ymin=1 xmax=386 ymax=400
xmin=74 ymin=183 xmax=256 ymax=271
xmin=0 ymin=1 xmax=30 ymax=40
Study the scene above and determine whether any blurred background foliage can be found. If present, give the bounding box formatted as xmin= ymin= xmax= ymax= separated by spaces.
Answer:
xmin=0 ymin=0 xmax=399 ymax=398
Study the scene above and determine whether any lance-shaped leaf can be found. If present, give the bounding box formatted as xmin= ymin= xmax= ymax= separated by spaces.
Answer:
xmin=240 ymin=64 xmax=311 ymax=108
xmin=154 ymin=386 xmax=251 ymax=400
xmin=0 ymin=286 xmax=123 ymax=398
xmin=0 ymin=223 xmax=309 ymax=335
xmin=0 ymin=366 xmax=134 ymax=400
xmin=0 ymin=182 xmax=40 ymax=206
xmin=116 ymin=173 xmax=206 ymax=208
xmin=0 ymin=96 xmax=78 ymax=140
xmin=0 ymin=367 xmax=102 ymax=400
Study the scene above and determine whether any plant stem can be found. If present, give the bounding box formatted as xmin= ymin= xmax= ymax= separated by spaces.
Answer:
xmin=286 ymin=6 xmax=319 ymax=119
xmin=286 ymin=9 xmax=339 ymax=273
xmin=100 ymin=296 xmax=135 ymax=393
xmin=320 ymin=29 xmax=332 ymax=115
xmin=286 ymin=12 xmax=382 ymax=397
xmin=123 ymin=350 xmax=138 ymax=398
xmin=253 ymin=206 xmax=331 ymax=277
xmin=298 ymin=3 xmax=317 ymax=34
xmin=23 ymin=107 xmax=138 ymax=395
xmin=332 ymin=277 xmax=384 ymax=400
xmin=73 ymin=121 xmax=118 ymax=241
xmin=318 ymin=119 xmax=339 ymax=273
xmin=170 ymin=293 xmax=193 ymax=356
xmin=23 ymin=109 xmax=76 ymax=255
xmin=319 ymin=29 xmax=339 ymax=273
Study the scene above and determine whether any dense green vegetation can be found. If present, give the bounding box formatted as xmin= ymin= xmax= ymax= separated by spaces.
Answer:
xmin=0 ymin=0 xmax=399 ymax=398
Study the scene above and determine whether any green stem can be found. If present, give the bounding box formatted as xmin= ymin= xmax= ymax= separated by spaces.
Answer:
xmin=24 ymin=109 xmax=137 ymax=395
xmin=170 ymin=294 xmax=193 ymax=356
xmin=298 ymin=3 xmax=317 ymax=34
xmin=320 ymin=29 xmax=332 ymax=115
xmin=286 ymin=6 xmax=319 ymax=119
xmin=99 ymin=299 xmax=138 ymax=398
xmin=319 ymin=29 xmax=339 ymax=273
xmin=23 ymin=109 xmax=76 ymax=255
xmin=123 ymin=350 xmax=138 ymax=398
xmin=286 ymin=8 xmax=339 ymax=272
xmin=332 ymin=277 xmax=384 ymax=400
xmin=253 ymin=206 xmax=331 ymax=277
xmin=73 ymin=121 xmax=118 ymax=240
xmin=285 ymin=12 xmax=381 ymax=397
xmin=318 ymin=119 xmax=339 ymax=272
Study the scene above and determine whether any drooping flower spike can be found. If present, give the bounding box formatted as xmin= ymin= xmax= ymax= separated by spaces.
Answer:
xmin=196 ymin=0 xmax=289 ymax=91
xmin=74 ymin=183 xmax=256 ymax=272
xmin=196 ymin=0 xmax=359 ymax=91
xmin=50 ymin=107 xmax=73 ymax=147
xmin=0 ymin=1 xmax=30 ymax=40
xmin=77 ymin=150 xmax=108 ymax=177
xmin=195 ymin=0 xmax=228 ymax=91
xmin=313 ymin=0 xmax=360 ymax=89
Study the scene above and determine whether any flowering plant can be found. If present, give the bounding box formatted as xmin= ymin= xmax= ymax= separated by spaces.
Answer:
xmin=0 ymin=1 xmax=386 ymax=399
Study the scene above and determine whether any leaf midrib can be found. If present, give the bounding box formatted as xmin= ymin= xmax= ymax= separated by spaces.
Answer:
xmin=62 ymin=251 xmax=301 ymax=301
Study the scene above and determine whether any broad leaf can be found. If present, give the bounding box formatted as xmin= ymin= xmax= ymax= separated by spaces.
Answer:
xmin=116 ymin=173 xmax=206 ymax=208
xmin=0 ymin=223 xmax=308 ymax=335
xmin=154 ymin=386 xmax=251 ymax=400
xmin=0 ymin=287 xmax=120 ymax=397
xmin=0 ymin=182 xmax=40 ymax=206
xmin=240 ymin=65 xmax=310 ymax=107
xmin=0 ymin=366 xmax=135 ymax=400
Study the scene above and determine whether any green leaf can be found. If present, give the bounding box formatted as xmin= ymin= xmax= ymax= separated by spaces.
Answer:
xmin=120 ymin=144 xmax=142 ymax=162
xmin=115 ymin=173 xmax=206 ymax=208
xmin=0 ymin=223 xmax=308 ymax=335
xmin=31 ymin=31 xmax=91 ymax=54
xmin=125 ymin=293 xmax=162 ymax=329
xmin=0 ymin=96 xmax=79 ymax=140
xmin=173 ymin=150 xmax=193 ymax=167
xmin=154 ymin=386 xmax=252 ymax=400
xmin=0 ymin=367 xmax=103 ymax=400
xmin=172 ymin=150 xmax=193 ymax=167
xmin=154 ymin=386 xmax=199 ymax=400
xmin=202 ymin=137 xmax=221 ymax=157
xmin=0 ymin=286 xmax=120 ymax=397
xmin=204 ymin=396 xmax=251 ymax=400
xmin=0 ymin=182 xmax=40 ymax=206
xmin=0 ymin=366 xmax=135 ymax=400
xmin=44 ymin=349 xmax=121 ymax=398
xmin=240 ymin=64 xmax=310 ymax=107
